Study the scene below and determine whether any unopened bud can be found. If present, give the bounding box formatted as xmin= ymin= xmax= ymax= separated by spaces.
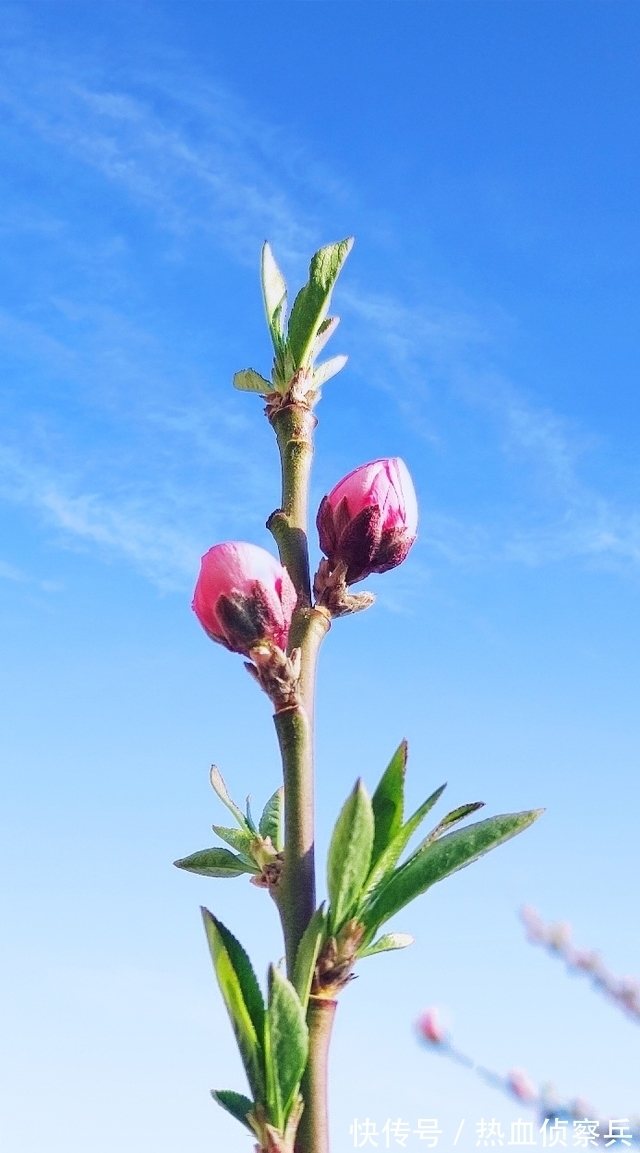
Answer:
xmin=192 ymin=542 xmax=296 ymax=656
xmin=317 ymin=457 xmax=418 ymax=585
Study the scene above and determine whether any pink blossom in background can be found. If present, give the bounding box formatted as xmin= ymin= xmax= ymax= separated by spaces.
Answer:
xmin=416 ymin=1008 xmax=446 ymax=1045
xmin=507 ymin=1068 xmax=538 ymax=1103
xmin=520 ymin=906 xmax=640 ymax=1023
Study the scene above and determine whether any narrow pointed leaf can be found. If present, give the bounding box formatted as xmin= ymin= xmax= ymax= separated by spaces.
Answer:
xmin=416 ymin=801 xmax=485 ymax=851
xmin=360 ymin=783 xmax=447 ymax=902
xmin=267 ymin=965 xmax=309 ymax=1125
xmin=233 ymin=368 xmax=273 ymax=393
xmin=327 ymin=778 xmax=374 ymax=931
xmin=261 ymin=242 xmax=287 ymax=339
xmin=174 ymin=847 xmax=255 ymax=877
xmin=287 ymin=238 xmax=353 ymax=368
xmin=245 ymin=797 xmax=257 ymax=833
xmin=357 ymin=932 xmax=414 ymax=959
xmin=212 ymin=825 xmax=257 ymax=864
xmin=259 ymin=787 xmax=283 ymax=850
xmin=210 ymin=766 xmax=249 ymax=830
xmin=211 ymin=1090 xmax=255 ymax=1133
xmin=263 ymin=987 xmax=278 ymax=1128
xmin=201 ymin=909 xmax=266 ymax=1100
xmin=312 ymin=315 xmax=339 ymax=359
xmin=312 ymin=354 xmax=348 ymax=389
xmin=361 ymin=810 xmax=543 ymax=936
xmin=371 ymin=740 xmax=407 ymax=866
xmin=293 ymin=905 xmax=327 ymax=1009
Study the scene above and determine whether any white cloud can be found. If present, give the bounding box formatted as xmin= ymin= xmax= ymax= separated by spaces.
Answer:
xmin=343 ymin=286 xmax=640 ymax=575
xmin=0 ymin=46 xmax=321 ymax=267
xmin=0 ymin=445 xmax=200 ymax=589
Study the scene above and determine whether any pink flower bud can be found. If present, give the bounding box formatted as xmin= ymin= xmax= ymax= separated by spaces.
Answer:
xmin=192 ymin=542 xmax=297 ymax=656
xmin=416 ymin=1008 xmax=445 ymax=1045
xmin=507 ymin=1068 xmax=538 ymax=1103
xmin=317 ymin=457 xmax=418 ymax=585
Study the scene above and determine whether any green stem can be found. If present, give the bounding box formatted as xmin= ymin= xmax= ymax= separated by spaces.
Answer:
xmin=268 ymin=400 xmax=333 ymax=1153
xmin=273 ymin=609 xmax=329 ymax=974
xmin=296 ymin=998 xmax=336 ymax=1153
xmin=268 ymin=404 xmax=317 ymax=605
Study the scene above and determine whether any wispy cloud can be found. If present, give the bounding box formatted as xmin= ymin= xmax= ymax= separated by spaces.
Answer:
xmin=0 ymin=25 xmax=332 ymax=587
xmin=0 ymin=548 xmax=63 ymax=592
xmin=0 ymin=16 xmax=638 ymax=590
xmin=0 ymin=40 xmax=326 ymax=267
xmin=0 ymin=558 xmax=26 ymax=582
xmin=0 ymin=446 xmax=198 ymax=588
xmin=463 ymin=378 xmax=640 ymax=571
xmin=343 ymin=287 xmax=640 ymax=575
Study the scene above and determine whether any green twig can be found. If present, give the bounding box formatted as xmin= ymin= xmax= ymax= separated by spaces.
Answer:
xmin=268 ymin=404 xmax=317 ymax=605
xmin=296 ymin=997 xmax=336 ymax=1153
xmin=268 ymin=401 xmax=333 ymax=1153
xmin=273 ymin=608 xmax=330 ymax=974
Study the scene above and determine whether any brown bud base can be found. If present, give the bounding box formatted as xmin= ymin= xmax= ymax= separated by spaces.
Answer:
xmin=313 ymin=559 xmax=376 ymax=618
xmin=312 ymin=919 xmax=365 ymax=998
xmin=264 ymin=369 xmax=318 ymax=419
xmin=250 ymin=848 xmax=285 ymax=891
xmin=245 ymin=642 xmax=302 ymax=710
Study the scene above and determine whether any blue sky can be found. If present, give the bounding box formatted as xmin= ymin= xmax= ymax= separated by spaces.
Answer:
xmin=1 ymin=3 xmax=639 ymax=1150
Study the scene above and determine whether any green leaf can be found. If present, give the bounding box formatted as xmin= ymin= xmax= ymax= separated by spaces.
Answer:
xmin=292 ymin=905 xmax=327 ymax=1009
xmin=212 ymin=825 xmax=258 ymax=866
xmin=312 ymin=316 xmax=339 ymax=359
xmin=360 ymin=783 xmax=447 ymax=901
xmin=371 ymin=741 xmax=407 ymax=867
xmin=287 ymin=238 xmax=353 ymax=369
xmin=210 ymin=766 xmax=249 ymax=831
xmin=233 ymin=368 xmax=273 ymax=393
xmin=259 ymin=787 xmax=283 ymax=850
xmin=201 ymin=909 xmax=266 ymax=1101
xmin=327 ymin=778 xmax=374 ymax=932
xmin=361 ymin=810 xmax=543 ymax=936
xmin=245 ymin=797 xmax=257 ymax=834
xmin=312 ymin=355 xmax=348 ymax=389
xmin=211 ymin=1090 xmax=255 ymax=1133
xmin=357 ymin=932 xmax=414 ymax=959
xmin=416 ymin=801 xmax=485 ymax=851
xmin=174 ymin=847 xmax=255 ymax=877
xmin=261 ymin=242 xmax=287 ymax=344
xmin=266 ymin=965 xmax=309 ymax=1129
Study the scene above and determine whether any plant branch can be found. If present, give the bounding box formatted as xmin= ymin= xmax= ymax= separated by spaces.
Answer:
xmin=296 ymin=998 xmax=336 ymax=1153
xmin=268 ymin=399 xmax=334 ymax=1153
xmin=268 ymin=400 xmax=326 ymax=977
xmin=268 ymin=404 xmax=317 ymax=605
xmin=272 ymin=606 xmax=330 ymax=976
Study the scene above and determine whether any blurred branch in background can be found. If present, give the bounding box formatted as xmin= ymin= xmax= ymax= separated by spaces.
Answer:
xmin=416 ymin=991 xmax=640 ymax=1145
xmin=521 ymin=907 xmax=640 ymax=1026
xmin=416 ymin=902 xmax=640 ymax=1139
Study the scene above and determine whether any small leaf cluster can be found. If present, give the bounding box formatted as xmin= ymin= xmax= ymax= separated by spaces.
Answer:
xmin=203 ymin=911 xmax=308 ymax=1151
xmin=233 ymin=240 xmax=352 ymax=403
xmin=306 ymin=741 xmax=542 ymax=997
xmin=174 ymin=766 xmax=283 ymax=884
